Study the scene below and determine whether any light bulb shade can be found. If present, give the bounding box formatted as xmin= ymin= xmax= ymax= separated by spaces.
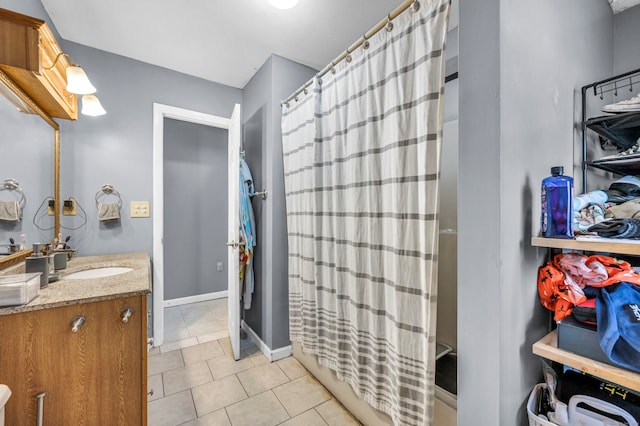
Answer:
xmin=66 ymin=66 xmax=96 ymax=94
xmin=81 ymin=94 xmax=106 ymax=116
xmin=267 ymin=0 xmax=299 ymax=9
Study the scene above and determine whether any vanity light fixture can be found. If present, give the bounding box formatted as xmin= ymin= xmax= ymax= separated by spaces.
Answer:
xmin=46 ymin=52 xmax=106 ymax=116
xmin=46 ymin=53 xmax=96 ymax=94
xmin=267 ymin=0 xmax=299 ymax=10
xmin=81 ymin=94 xmax=106 ymax=116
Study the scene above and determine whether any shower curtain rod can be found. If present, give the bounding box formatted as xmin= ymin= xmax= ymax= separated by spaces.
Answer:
xmin=281 ymin=0 xmax=420 ymax=106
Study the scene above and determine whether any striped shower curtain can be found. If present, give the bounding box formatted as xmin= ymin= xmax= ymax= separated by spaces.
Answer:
xmin=281 ymin=1 xmax=450 ymax=425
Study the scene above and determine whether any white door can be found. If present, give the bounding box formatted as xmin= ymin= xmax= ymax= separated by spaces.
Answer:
xmin=227 ymin=103 xmax=241 ymax=360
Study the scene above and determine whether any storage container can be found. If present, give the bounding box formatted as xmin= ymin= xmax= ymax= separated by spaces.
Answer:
xmin=0 ymin=273 xmax=40 ymax=307
xmin=528 ymin=384 xmax=557 ymax=426
xmin=541 ymin=166 xmax=574 ymax=238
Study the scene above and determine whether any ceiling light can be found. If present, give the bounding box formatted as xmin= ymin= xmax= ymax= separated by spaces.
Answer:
xmin=268 ymin=0 xmax=299 ymax=10
xmin=81 ymin=94 xmax=106 ymax=116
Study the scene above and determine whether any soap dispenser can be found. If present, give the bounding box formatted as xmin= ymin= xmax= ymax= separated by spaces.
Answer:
xmin=25 ymin=243 xmax=49 ymax=288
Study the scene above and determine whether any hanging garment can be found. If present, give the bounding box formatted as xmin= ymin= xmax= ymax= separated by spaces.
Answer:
xmin=239 ymin=158 xmax=257 ymax=309
xmin=281 ymin=1 xmax=450 ymax=424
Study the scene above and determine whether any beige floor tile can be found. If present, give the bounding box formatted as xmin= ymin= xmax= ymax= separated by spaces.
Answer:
xmin=276 ymin=356 xmax=308 ymax=380
xmin=148 ymin=346 xmax=161 ymax=356
xmin=197 ymin=330 xmax=229 ymax=344
xmin=188 ymin=318 xmax=227 ymax=338
xmin=180 ymin=302 xmax=213 ymax=321
xmin=148 ymin=349 xmax=184 ymax=376
xmin=279 ymin=409 xmax=329 ymax=426
xmin=218 ymin=337 xmax=233 ymax=354
xmin=147 ymin=373 xmax=163 ymax=401
xmin=315 ymin=399 xmax=361 ymax=426
xmin=163 ymin=361 xmax=213 ymax=395
xmin=179 ymin=408 xmax=231 ymax=426
xmin=147 ymin=389 xmax=197 ymax=426
xmin=206 ymin=298 xmax=227 ymax=311
xmin=237 ymin=363 xmax=290 ymax=396
xmin=249 ymin=350 xmax=269 ymax=366
xmin=164 ymin=320 xmax=192 ymax=343
xmin=191 ymin=375 xmax=248 ymax=417
xmin=225 ymin=390 xmax=290 ymax=426
xmin=273 ymin=375 xmax=332 ymax=417
xmin=183 ymin=309 xmax=218 ymax=324
xmin=207 ymin=353 xmax=254 ymax=379
xmin=160 ymin=336 xmax=199 ymax=353
xmin=164 ymin=306 xmax=184 ymax=322
xmin=182 ymin=340 xmax=225 ymax=364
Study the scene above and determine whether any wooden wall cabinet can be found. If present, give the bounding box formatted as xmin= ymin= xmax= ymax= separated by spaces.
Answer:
xmin=0 ymin=295 xmax=148 ymax=425
xmin=0 ymin=8 xmax=78 ymax=120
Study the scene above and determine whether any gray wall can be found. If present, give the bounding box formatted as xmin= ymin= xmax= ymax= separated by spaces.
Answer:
xmin=163 ymin=119 xmax=228 ymax=300
xmin=241 ymin=55 xmax=316 ymax=350
xmin=56 ymin=40 xmax=241 ymax=257
xmin=459 ymin=1 xmax=613 ymax=424
xmin=613 ymin=5 xmax=640 ymax=75
xmin=0 ymin=12 xmax=242 ymax=258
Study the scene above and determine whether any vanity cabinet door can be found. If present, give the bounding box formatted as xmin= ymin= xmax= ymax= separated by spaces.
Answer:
xmin=0 ymin=295 xmax=146 ymax=426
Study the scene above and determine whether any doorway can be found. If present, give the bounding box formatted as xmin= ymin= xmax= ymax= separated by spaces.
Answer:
xmin=152 ymin=103 xmax=240 ymax=349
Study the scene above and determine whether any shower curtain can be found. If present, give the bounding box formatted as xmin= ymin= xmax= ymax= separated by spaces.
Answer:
xmin=281 ymin=1 xmax=450 ymax=424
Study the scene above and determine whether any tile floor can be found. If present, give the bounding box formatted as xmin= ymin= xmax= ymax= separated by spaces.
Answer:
xmin=147 ymin=298 xmax=361 ymax=426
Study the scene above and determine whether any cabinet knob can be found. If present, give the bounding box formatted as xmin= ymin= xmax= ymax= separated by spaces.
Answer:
xmin=120 ymin=307 xmax=134 ymax=323
xmin=71 ymin=316 xmax=85 ymax=333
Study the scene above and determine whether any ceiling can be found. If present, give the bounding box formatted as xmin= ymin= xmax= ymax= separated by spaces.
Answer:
xmin=40 ymin=0 xmax=423 ymax=89
xmin=43 ymin=0 xmax=640 ymax=89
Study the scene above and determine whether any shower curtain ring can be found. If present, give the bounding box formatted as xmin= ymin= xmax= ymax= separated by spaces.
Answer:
xmin=385 ymin=14 xmax=393 ymax=32
xmin=345 ymin=50 xmax=352 ymax=63
xmin=362 ymin=34 xmax=370 ymax=50
xmin=410 ymin=1 xmax=421 ymax=12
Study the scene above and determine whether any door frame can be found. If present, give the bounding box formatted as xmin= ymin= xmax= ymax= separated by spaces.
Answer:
xmin=152 ymin=103 xmax=232 ymax=347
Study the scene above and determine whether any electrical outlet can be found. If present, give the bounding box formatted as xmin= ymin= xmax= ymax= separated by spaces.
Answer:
xmin=130 ymin=201 xmax=150 ymax=218
xmin=62 ymin=199 xmax=76 ymax=216
xmin=216 ymin=261 xmax=223 ymax=272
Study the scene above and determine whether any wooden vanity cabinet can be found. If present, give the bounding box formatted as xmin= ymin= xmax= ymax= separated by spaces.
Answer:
xmin=0 ymin=8 xmax=78 ymax=120
xmin=0 ymin=295 xmax=148 ymax=425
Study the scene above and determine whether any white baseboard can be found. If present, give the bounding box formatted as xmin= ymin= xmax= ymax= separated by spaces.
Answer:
xmin=164 ymin=290 xmax=228 ymax=308
xmin=241 ymin=320 xmax=292 ymax=362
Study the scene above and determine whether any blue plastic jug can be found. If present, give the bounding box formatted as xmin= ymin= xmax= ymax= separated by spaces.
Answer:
xmin=541 ymin=166 xmax=573 ymax=238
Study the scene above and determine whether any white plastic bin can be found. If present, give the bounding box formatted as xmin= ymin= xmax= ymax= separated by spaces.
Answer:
xmin=527 ymin=384 xmax=557 ymax=426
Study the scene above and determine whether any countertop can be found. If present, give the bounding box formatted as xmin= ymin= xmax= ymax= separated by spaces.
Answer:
xmin=0 ymin=252 xmax=151 ymax=315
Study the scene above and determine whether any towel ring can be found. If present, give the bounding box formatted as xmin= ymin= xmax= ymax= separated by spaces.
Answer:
xmin=95 ymin=184 xmax=122 ymax=208
xmin=1 ymin=178 xmax=25 ymax=208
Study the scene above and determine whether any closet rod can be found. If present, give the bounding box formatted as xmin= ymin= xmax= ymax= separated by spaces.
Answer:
xmin=281 ymin=0 xmax=419 ymax=106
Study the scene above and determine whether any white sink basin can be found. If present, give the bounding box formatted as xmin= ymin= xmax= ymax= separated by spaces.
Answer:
xmin=65 ymin=267 xmax=134 ymax=280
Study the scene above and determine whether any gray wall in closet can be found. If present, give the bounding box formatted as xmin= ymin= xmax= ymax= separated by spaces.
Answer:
xmin=458 ymin=0 xmax=613 ymax=424
xmin=613 ymin=6 xmax=640 ymax=75
xmin=241 ymin=54 xmax=316 ymax=351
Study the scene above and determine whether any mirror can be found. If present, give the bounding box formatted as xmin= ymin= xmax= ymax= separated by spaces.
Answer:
xmin=0 ymin=70 xmax=60 ymax=268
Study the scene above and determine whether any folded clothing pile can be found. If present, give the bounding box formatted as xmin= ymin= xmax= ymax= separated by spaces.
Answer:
xmin=538 ymin=253 xmax=640 ymax=373
xmin=588 ymin=218 xmax=640 ymax=239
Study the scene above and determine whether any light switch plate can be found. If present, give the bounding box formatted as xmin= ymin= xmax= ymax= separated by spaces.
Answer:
xmin=130 ymin=201 xmax=150 ymax=218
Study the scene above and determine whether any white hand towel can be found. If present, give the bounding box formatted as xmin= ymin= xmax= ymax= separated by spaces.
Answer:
xmin=98 ymin=203 xmax=121 ymax=221
xmin=0 ymin=200 xmax=20 ymax=222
